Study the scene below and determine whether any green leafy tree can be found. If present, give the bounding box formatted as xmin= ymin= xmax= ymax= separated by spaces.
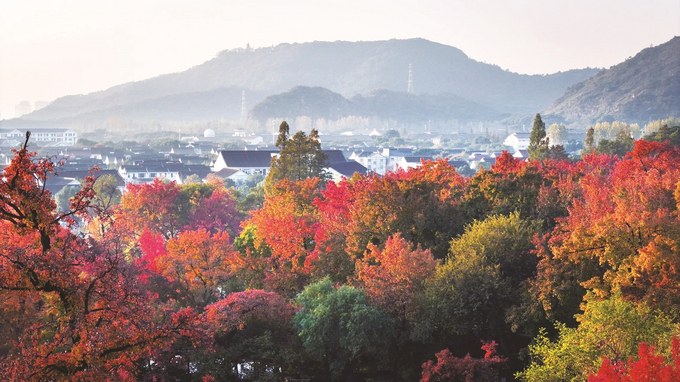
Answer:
xmin=449 ymin=213 xmax=540 ymax=288
xmin=54 ymin=184 xmax=82 ymax=214
xmin=92 ymin=174 xmax=122 ymax=210
xmin=549 ymin=145 xmax=570 ymax=160
xmin=383 ymin=129 xmax=400 ymax=139
xmin=75 ymin=138 xmax=98 ymax=147
xmin=516 ymin=293 xmax=678 ymax=382
xmin=583 ymin=127 xmax=596 ymax=155
xmin=419 ymin=213 xmax=540 ymax=342
xmin=474 ymin=136 xmax=492 ymax=145
xmin=642 ymin=124 xmax=680 ymax=148
xmin=528 ymin=114 xmax=549 ymax=161
xmin=236 ymin=183 xmax=265 ymax=213
xmin=596 ymin=128 xmax=635 ymax=156
xmin=266 ymin=121 xmax=329 ymax=192
xmin=461 ymin=155 xmax=545 ymax=222
xmin=293 ymin=278 xmax=394 ymax=381
xmin=643 ymin=117 xmax=680 ymax=136
xmin=183 ymin=173 xmax=201 ymax=184
xmin=419 ymin=244 xmax=510 ymax=341
xmin=55 ymin=175 xmax=121 ymax=217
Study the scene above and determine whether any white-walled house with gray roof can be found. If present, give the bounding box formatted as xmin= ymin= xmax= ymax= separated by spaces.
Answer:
xmin=0 ymin=129 xmax=23 ymax=139
xmin=382 ymin=148 xmax=413 ymax=172
xmin=504 ymin=132 xmax=531 ymax=152
xmin=212 ymin=150 xmax=278 ymax=176
xmin=118 ymin=165 xmax=182 ymax=184
xmin=327 ymin=161 xmax=368 ymax=182
xmin=212 ymin=149 xmax=357 ymax=179
xmin=395 ymin=156 xmax=433 ymax=172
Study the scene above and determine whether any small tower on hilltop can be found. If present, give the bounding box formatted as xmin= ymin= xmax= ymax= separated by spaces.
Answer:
xmin=407 ymin=63 xmax=414 ymax=94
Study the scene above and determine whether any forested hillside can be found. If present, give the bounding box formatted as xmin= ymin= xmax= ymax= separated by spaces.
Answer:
xmin=545 ymin=36 xmax=680 ymax=126
xmin=250 ymin=86 xmax=504 ymax=124
xmin=10 ymin=39 xmax=597 ymax=127
xmin=1 ymin=125 xmax=680 ymax=381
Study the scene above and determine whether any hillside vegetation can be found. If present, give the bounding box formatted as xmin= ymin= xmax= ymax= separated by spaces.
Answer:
xmin=544 ymin=36 xmax=680 ymax=126
xmin=250 ymin=86 xmax=505 ymax=124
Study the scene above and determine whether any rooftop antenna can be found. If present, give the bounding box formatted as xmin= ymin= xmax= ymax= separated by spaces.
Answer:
xmin=407 ymin=63 xmax=414 ymax=94
xmin=240 ymin=90 xmax=247 ymax=122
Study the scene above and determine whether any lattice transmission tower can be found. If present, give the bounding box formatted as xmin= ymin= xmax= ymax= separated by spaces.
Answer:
xmin=407 ymin=63 xmax=414 ymax=94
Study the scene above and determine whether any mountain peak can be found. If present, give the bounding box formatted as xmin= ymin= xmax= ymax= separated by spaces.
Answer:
xmin=544 ymin=36 xmax=680 ymax=126
xmin=7 ymin=39 xmax=598 ymax=127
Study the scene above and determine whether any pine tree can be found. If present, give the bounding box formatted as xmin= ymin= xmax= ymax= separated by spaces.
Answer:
xmin=549 ymin=145 xmax=570 ymax=160
xmin=266 ymin=121 xmax=329 ymax=191
xmin=528 ymin=113 xmax=549 ymax=161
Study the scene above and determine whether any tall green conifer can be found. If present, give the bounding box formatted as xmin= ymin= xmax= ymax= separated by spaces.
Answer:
xmin=528 ymin=113 xmax=549 ymax=161
xmin=266 ymin=121 xmax=329 ymax=192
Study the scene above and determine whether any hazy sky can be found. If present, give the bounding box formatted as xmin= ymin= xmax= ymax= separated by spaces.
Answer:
xmin=1 ymin=0 xmax=679 ymax=119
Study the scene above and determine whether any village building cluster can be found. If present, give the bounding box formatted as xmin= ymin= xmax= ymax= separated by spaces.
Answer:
xmin=0 ymin=127 xmax=586 ymax=196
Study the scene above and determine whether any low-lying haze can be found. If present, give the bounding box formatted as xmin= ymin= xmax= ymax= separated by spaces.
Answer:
xmin=1 ymin=0 xmax=678 ymax=120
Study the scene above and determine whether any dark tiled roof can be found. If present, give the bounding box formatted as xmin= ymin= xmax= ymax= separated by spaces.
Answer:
xmin=218 ymin=150 xmax=277 ymax=168
xmin=44 ymin=178 xmax=80 ymax=195
xmin=403 ymin=156 xmax=430 ymax=163
xmin=322 ymin=150 xmax=347 ymax=164
xmin=177 ymin=166 xmax=212 ymax=178
xmin=330 ymin=161 xmax=368 ymax=177
xmin=354 ymin=151 xmax=381 ymax=158
xmin=212 ymin=168 xmax=243 ymax=178
xmin=46 ymin=169 xmax=126 ymax=193
xmin=120 ymin=164 xmax=211 ymax=178
xmin=449 ymin=160 xmax=469 ymax=168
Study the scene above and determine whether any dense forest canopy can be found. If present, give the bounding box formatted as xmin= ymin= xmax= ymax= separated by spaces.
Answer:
xmin=1 ymin=124 xmax=680 ymax=381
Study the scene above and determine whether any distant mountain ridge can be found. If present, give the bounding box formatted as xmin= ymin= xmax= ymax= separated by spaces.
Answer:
xmin=251 ymin=86 xmax=505 ymax=124
xmin=7 ymin=38 xmax=600 ymax=127
xmin=544 ymin=36 xmax=680 ymax=126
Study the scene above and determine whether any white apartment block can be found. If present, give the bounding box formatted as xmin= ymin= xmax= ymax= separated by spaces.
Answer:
xmin=0 ymin=128 xmax=78 ymax=145
xmin=349 ymin=151 xmax=387 ymax=175
xmin=30 ymin=129 xmax=78 ymax=145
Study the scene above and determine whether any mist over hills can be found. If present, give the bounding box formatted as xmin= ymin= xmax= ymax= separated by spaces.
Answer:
xmin=8 ymin=38 xmax=600 ymax=129
xmin=544 ymin=36 xmax=680 ymax=126
xmin=251 ymin=86 xmax=505 ymax=124
xmin=26 ymin=87 xmax=269 ymax=124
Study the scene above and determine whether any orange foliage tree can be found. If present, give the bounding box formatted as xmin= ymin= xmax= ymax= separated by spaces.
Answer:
xmin=247 ymin=178 xmax=322 ymax=296
xmin=160 ymin=229 xmax=238 ymax=308
xmin=355 ymin=232 xmax=439 ymax=328
xmin=354 ymin=232 xmax=440 ymax=379
xmin=314 ymin=159 xmax=466 ymax=267
xmin=543 ymin=141 xmax=680 ymax=312
xmin=0 ymin=135 xmax=199 ymax=380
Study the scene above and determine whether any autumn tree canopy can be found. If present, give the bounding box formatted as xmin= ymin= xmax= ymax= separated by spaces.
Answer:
xmin=3 ymin=122 xmax=680 ymax=381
